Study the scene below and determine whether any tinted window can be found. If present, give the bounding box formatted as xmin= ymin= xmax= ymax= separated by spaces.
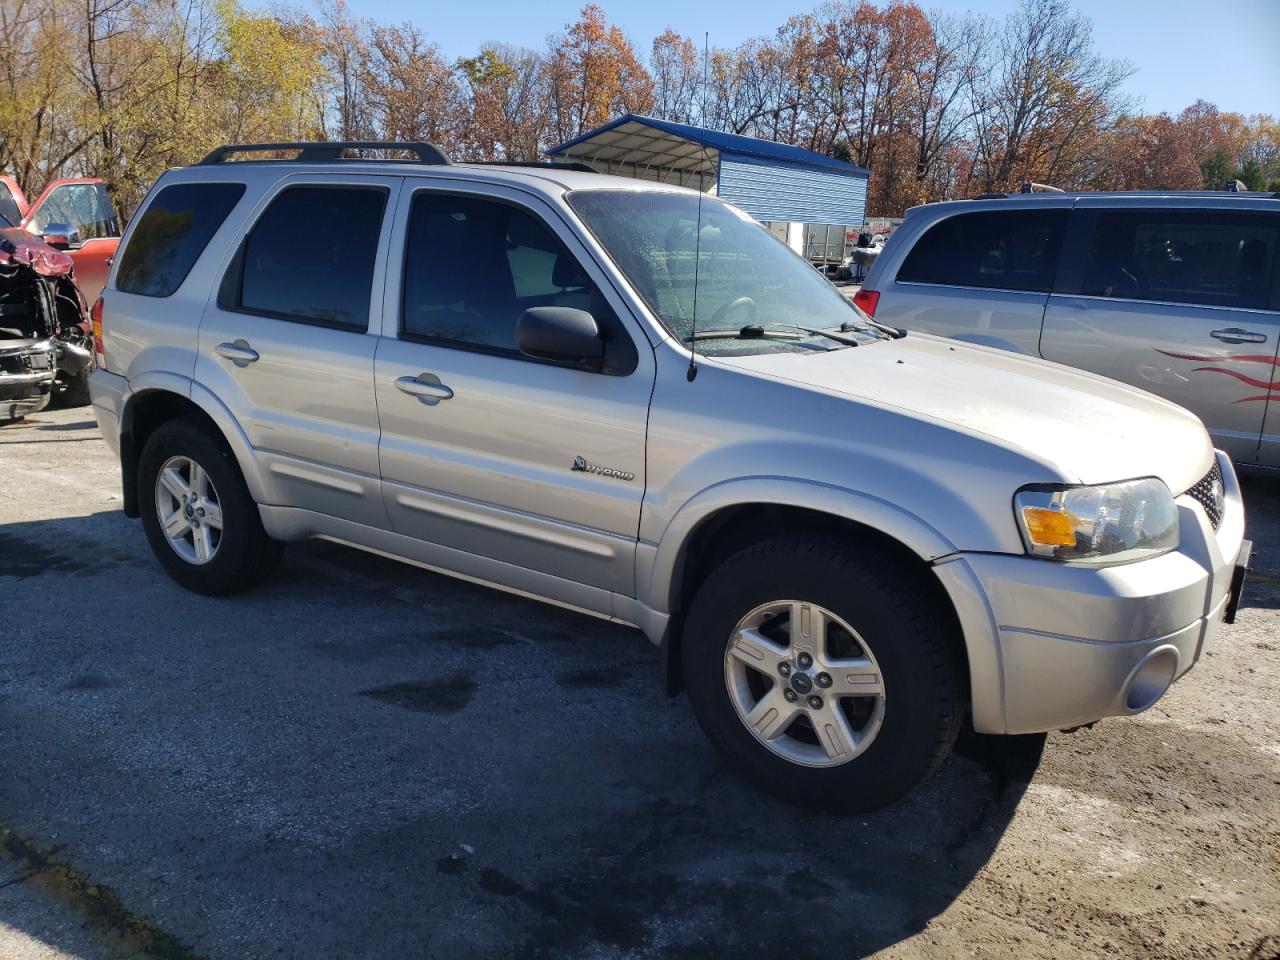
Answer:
xmin=402 ymin=192 xmax=618 ymax=355
xmin=0 ymin=183 xmax=19 ymax=226
xmin=27 ymin=182 xmax=119 ymax=240
xmin=232 ymin=186 xmax=387 ymax=330
xmin=1081 ymin=210 xmax=1278 ymax=311
xmin=116 ymin=183 xmax=245 ymax=297
xmin=898 ymin=209 xmax=1067 ymax=292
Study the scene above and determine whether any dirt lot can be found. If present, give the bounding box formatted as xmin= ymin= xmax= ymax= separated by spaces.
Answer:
xmin=1 ymin=405 xmax=1278 ymax=960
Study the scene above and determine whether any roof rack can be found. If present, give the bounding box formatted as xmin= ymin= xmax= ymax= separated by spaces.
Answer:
xmin=198 ymin=141 xmax=450 ymax=166
xmin=1019 ymin=182 xmax=1065 ymax=194
xmin=468 ymin=160 xmax=598 ymax=173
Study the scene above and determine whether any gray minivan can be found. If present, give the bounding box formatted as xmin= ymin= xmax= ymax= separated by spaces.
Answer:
xmin=857 ymin=193 xmax=1280 ymax=466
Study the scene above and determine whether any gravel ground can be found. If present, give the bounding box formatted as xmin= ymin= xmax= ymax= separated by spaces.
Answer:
xmin=1 ymin=405 xmax=1277 ymax=960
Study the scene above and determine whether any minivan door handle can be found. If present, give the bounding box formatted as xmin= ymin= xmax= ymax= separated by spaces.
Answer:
xmin=214 ymin=339 xmax=259 ymax=366
xmin=394 ymin=373 xmax=453 ymax=406
xmin=1210 ymin=327 xmax=1267 ymax=345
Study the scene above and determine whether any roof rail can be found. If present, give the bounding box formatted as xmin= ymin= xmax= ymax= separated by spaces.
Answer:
xmin=1019 ymin=182 xmax=1064 ymax=194
xmin=469 ymin=160 xmax=598 ymax=173
xmin=198 ymin=141 xmax=450 ymax=166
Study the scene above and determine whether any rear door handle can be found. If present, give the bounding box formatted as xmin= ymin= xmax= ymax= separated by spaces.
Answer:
xmin=1210 ymin=327 xmax=1267 ymax=344
xmin=214 ymin=339 xmax=259 ymax=366
xmin=394 ymin=373 xmax=453 ymax=406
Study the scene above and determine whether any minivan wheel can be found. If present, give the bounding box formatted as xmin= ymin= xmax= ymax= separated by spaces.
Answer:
xmin=138 ymin=417 xmax=283 ymax=595
xmin=681 ymin=536 xmax=965 ymax=813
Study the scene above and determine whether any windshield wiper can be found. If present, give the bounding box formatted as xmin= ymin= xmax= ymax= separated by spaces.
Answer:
xmin=684 ymin=325 xmax=804 ymax=343
xmin=684 ymin=324 xmax=860 ymax=347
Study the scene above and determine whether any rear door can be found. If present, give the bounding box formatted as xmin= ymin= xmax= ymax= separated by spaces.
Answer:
xmin=874 ymin=205 xmax=1070 ymax=354
xmin=374 ymin=179 xmax=653 ymax=599
xmin=1042 ymin=201 xmax=1280 ymax=464
xmin=196 ymin=173 xmax=401 ymax=527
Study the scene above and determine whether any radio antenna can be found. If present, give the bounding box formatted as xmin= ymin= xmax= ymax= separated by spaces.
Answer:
xmin=687 ymin=31 xmax=711 ymax=383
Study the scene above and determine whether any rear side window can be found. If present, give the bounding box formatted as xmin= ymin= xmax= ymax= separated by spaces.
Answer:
xmin=116 ymin=183 xmax=245 ymax=297
xmin=897 ymin=209 xmax=1067 ymax=292
xmin=1080 ymin=210 xmax=1278 ymax=311
xmin=225 ymin=185 xmax=387 ymax=330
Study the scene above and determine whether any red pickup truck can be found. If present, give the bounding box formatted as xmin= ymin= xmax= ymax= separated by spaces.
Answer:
xmin=0 ymin=174 xmax=121 ymax=305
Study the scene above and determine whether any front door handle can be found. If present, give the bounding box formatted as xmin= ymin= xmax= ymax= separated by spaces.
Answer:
xmin=1210 ymin=327 xmax=1267 ymax=345
xmin=395 ymin=373 xmax=453 ymax=406
xmin=214 ymin=339 xmax=260 ymax=366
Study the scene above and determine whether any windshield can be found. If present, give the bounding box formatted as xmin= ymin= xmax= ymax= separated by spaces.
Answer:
xmin=567 ymin=189 xmax=884 ymax=355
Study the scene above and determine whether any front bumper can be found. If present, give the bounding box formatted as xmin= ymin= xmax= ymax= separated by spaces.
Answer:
xmin=937 ymin=450 xmax=1247 ymax=735
xmin=0 ymin=338 xmax=56 ymax=420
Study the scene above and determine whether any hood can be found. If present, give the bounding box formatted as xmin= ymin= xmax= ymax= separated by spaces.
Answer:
xmin=0 ymin=227 xmax=74 ymax=278
xmin=720 ymin=333 xmax=1214 ymax=494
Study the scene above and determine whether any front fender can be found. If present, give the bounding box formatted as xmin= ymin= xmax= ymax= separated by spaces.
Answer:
xmin=637 ymin=476 xmax=959 ymax=616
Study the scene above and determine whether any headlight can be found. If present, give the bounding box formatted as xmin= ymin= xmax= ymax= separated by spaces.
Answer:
xmin=1014 ymin=478 xmax=1179 ymax=564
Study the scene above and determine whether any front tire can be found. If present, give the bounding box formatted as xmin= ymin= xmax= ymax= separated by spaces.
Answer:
xmin=138 ymin=417 xmax=283 ymax=595
xmin=681 ymin=535 xmax=965 ymax=813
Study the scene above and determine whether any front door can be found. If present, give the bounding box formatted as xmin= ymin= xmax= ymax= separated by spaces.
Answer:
xmin=1042 ymin=203 xmax=1280 ymax=464
xmin=374 ymin=180 xmax=654 ymax=598
xmin=196 ymin=174 xmax=401 ymax=527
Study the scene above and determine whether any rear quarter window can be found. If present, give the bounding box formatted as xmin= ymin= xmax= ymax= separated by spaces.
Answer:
xmin=896 ymin=209 xmax=1068 ymax=293
xmin=116 ymin=182 xmax=245 ymax=297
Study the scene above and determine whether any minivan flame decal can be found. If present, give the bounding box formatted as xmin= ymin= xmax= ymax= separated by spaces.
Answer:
xmin=1157 ymin=349 xmax=1280 ymax=404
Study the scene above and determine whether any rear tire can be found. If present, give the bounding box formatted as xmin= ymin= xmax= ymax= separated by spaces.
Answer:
xmin=681 ymin=535 xmax=965 ymax=813
xmin=55 ymin=370 xmax=91 ymax=407
xmin=138 ymin=417 xmax=283 ymax=595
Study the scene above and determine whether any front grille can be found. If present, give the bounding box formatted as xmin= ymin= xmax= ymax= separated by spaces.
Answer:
xmin=1186 ymin=461 xmax=1224 ymax=529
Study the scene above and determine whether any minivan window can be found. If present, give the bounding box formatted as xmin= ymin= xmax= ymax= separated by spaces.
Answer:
xmin=231 ymin=185 xmax=387 ymax=330
xmin=1080 ymin=210 xmax=1278 ymax=311
xmin=897 ymin=209 xmax=1067 ymax=293
xmin=401 ymin=191 xmax=623 ymax=358
xmin=116 ymin=183 xmax=245 ymax=298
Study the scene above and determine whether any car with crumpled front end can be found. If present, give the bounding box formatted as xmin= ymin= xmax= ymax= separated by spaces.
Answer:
xmin=88 ymin=145 xmax=1251 ymax=811
xmin=0 ymin=217 xmax=93 ymax=420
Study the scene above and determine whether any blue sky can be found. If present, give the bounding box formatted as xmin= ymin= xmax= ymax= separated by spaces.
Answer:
xmin=327 ymin=0 xmax=1279 ymax=117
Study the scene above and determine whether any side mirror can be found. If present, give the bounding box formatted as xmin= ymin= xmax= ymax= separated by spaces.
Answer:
xmin=516 ymin=307 xmax=605 ymax=369
xmin=40 ymin=223 xmax=80 ymax=249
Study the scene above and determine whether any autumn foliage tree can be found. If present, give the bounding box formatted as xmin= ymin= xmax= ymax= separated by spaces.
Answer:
xmin=0 ymin=0 xmax=1275 ymax=221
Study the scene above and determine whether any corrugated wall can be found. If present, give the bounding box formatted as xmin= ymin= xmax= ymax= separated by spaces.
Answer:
xmin=717 ymin=154 xmax=868 ymax=225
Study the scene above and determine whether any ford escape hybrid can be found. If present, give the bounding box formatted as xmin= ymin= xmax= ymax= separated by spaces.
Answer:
xmin=90 ymin=142 xmax=1251 ymax=812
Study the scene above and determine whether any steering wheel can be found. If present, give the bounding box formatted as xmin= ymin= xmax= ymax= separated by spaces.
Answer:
xmin=706 ymin=295 xmax=757 ymax=327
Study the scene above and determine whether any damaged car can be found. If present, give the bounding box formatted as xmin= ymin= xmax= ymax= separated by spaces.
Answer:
xmin=0 ymin=215 xmax=94 ymax=421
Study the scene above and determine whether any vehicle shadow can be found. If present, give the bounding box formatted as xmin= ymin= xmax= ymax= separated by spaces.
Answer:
xmin=0 ymin=511 xmax=1043 ymax=959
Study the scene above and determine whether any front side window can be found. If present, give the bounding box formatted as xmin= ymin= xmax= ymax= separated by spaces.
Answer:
xmin=567 ymin=190 xmax=883 ymax=356
xmin=1081 ymin=210 xmax=1278 ymax=311
xmin=897 ymin=209 xmax=1068 ymax=293
xmin=401 ymin=192 xmax=620 ymax=355
xmin=227 ymin=185 xmax=387 ymax=330
xmin=27 ymin=182 xmax=119 ymax=241
xmin=116 ymin=182 xmax=245 ymax=297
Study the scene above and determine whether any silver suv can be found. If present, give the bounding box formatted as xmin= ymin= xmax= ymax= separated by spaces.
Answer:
xmin=89 ymin=143 xmax=1251 ymax=811
xmin=857 ymin=191 xmax=1280 ymax=466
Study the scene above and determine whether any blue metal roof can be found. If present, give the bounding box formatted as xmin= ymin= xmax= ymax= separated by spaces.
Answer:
xmin=548 ymin=114 xmax=869 ymax=178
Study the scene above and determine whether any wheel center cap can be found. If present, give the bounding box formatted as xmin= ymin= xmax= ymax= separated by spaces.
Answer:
xmin=183 ymin=503 xmax=194 ymax=519
xmin=790 ymin=672 xmax=813 ymax=694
